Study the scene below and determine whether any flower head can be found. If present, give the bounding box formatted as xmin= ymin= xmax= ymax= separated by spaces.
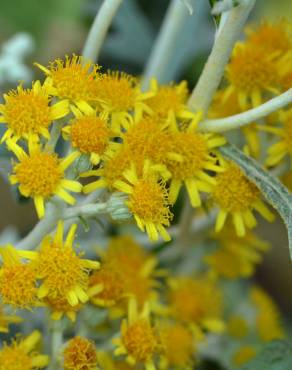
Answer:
xmin=225 ymin=42 xmax=280 ymax=109
xmin=0 ymin=331 xmax=49 ymax=370
xmin=35 ymin=55 xmax=101 ymax=108
xmin=0 ymin=81 xmax=68 ymax=144
xmin=63 ymin=104 xmax=113 ymax=165
xmin=36 ymin=221 xmax=100 ymax=306
xmin=232 ymin=346 xmax=256 ymax=367
xmin=63 ymin=336 xmax=99 ymax=370
xmin=45 ymin=296 xmax=83 ymax=322
xmin=212 ymin=160 xmax=274 ymax=237
xmin=0 ymin=245 xmax=38 ymax=309
xmin=114 ymin=299 xmax=161 ymax=370
xmin=8 ymin=141 xmax=82 ymax=218
xmin=114 ymin=161 xmax=173 ymax=241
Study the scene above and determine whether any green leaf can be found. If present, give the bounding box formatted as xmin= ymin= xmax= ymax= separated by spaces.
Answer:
xmin=237 ymin=341 xmax=292 ymax=370
xmin=219 ymin=144 xmax=292 ymax=259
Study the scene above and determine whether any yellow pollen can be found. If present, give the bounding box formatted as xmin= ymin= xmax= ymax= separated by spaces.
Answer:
xmin=38 ymin=242 xmax=88 ymax=299
xmin=166 ymin=132 xmax=208 ymax=180
xmin=227 ymin=44 xmax=278 ymax=92
xmin=0 ymin=345 xmax=32 ymax=370
xmin=147 ymin=84 xmax=188 ymax=118
xmin=70 ymin=116 xmax=110 ymax=155
xmin=14 ymin=152 xmax=63 ymax=198
xmin=63 ymin=336 xmax=98 ymax=370
xmin=49 ymin=56 xmax=99 ymax=102
xmin=122 ymin=319 xmax=158 ymax=362
xmin=1 ymin=88 xmax=51 ymax=136
xmin=129 ymin=179 xmax=172 ymax=225
xmin=96 ymin=72 xmax=137 ymax=111
xmin=213 ymin=163 xmax=259 ymax=212
xmin=0 ymin=263 xmax=37 ymax=308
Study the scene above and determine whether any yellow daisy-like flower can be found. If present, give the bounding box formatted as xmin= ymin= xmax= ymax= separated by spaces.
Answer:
xmin=0 ymin=245 xmax=38 ymax=309
xmin=165 ymin=119 xmax=225 ymax=207
xmin=146 ymin=79 xmax=192 ymax=122
xmin=212 ymin=160 xmax=274 ymax=237
xmin=35 ymin=221 xmax=100 ymax=306
xmin=227 ymin=315 xmax=249 ymax=339
xmin=251 ymin=286 xmax=285 ymax=342
xmin=35 ymin=55 xmax=101 ymax=110
xmin=246 ymin=19 xmax=292 ymax=54
xmin=89 ymin=236 xmax=159 ymax=309
xmin=8 ymin=140 xmax=82 ymax=218
xmin=225 ymin=42 xmax=280 ymax=110
xmin=205 ymin=228 xmax=270 ymax=279
xmin=113 ymin=299 xmax=161 ymax=370
xmin=159 ymin=322 xmax=196 ymax=370
xmin=45 ymin=296 xmax=83 ymax=322
xmin=0 ymin=81 xmax=68 ymax=144
xmin=167 ymin=276 xmax=224 ymax=333
xmin=114 ymin=161 xmax=173 ymax=241
xmin=93 ymin=71 xmax=153 ymax=129
xmin=265 ymin=109 xmax=292 ymax=166
xmin=63 ymin=104 xmax=113 ymax=165
xmin=63 ymin=336 xmax=99 ymax=370
xmin=0 ymin=330 xmax=49 ymax=370
xmin=0 ymin=304 xmax=22 ymax=333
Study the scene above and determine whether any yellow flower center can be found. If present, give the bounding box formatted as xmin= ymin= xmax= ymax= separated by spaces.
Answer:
xmin=227 ymin=45 xmax=278 ymax=92
xmin=166 ymin=132 xmax=208 ymax=180
xmin=129 ymin=179 xmax=172 ymax=225
xmin=2 ymin=89 xmax=51 ymax=136
xmin=122 ymin=320 xmax=158 ymax=362
xmin=162 ymin=324 xmax=193 ymax=367
xmin=50 ymin=56 xmax=99 ymax=102
xmin=0 ymin=345 xmax=32 ymax=370
xmin=38 ymin=242 xmax=88 ymax=298
xmin=0 ymin=264 xmax=37 ymax=308
xmin=63 ymin=336 xmax=98 ymax=370
xmin=96 ymin=72 xmax=137 ymax=111
xmin=147 ymin=85 xmax=187 ymax=118
xmin=70 ymin=116 xmax=110 ymax=155
xmin=102 ymin=148 xmax=131 ymax=188
xmin=14 ymin=152 xmax=63 ymax=198
xmin=213 ymin=163 xmax=259 ymax=212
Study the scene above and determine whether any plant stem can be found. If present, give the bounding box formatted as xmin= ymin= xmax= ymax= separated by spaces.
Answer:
xmin=142 ymin=0 xmax=195 ymax=90
xmin=177 ymin=197 xmax=194 ymax=248
xmin=49 ymin=320 xmax=63 ymax=370
xmin=82 ymin=0 xmax=123 ymax=61
xmin=199 ymin=88 xmax=292 ymax=132
xmin=188 ymin=0 xmax=256 ymax=115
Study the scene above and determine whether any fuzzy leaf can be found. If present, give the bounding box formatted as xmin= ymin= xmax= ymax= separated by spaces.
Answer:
xmin=220 ymin=144 xmax=292 ymax=259
xmin=238 ymin=341 xmax=292 ymax=370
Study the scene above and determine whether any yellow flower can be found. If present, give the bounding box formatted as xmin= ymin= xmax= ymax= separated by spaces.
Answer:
xmin=227 ymin=315 xmax=249 ymax=339
xmin=62 ymin=104 xmax=113 ymax=165
xmin=89 ymin=236 xmax=159 ymax=309
xmin=0 ymin=245 xmax=38 ymax=309
xmin=165 ymin=119 xmax=225 ymax=207
xmin=0 ymin=330 xmax=49 ymax=370
xmin=8 ymin=140 xmax=82 ymax=218
xmin=0 ymin=81 xmax=68 ymax=144
xmin=160 ymin=322 xmax=196 ymax=370
xmin=225 ymin=42 xmax=280 ymax=110
xmin=246 ymin=19 xmax=292 ymax=54
xmin=114 ymin=161 xmax=173 ymax=241
xmin=232 ymin=345 xmax=256 ymax=367
xmin=167 ymin=276 xmax=224 ymax=333
xmin=35 ymin=221 xmax=100 ymax=306
xmin=63 ymin=336 xmax=99 ymax=370
xmin=35 ymin=55 xmax=101 ymax=109
xmin=212 ymin=160 xmax=274 ymax=237
xmin=265 ymin=109 xmax=292 ymax=166
xmin=0 ymin=304 xmax=22 ymax=333
xmin=113 ymin=299 xmax=161 ymax=370
xmin=45 ymin=296 xmax=83 ymax=322
xmin=251 ymin=286 xmax=285 ymax=342
xmin=146 ymin=79 xmax=192 ymax=121
xmin=93 ymin=71 xmax=152 ymax=129
xmin=205 ymin=228 xmax=270 ymax=279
